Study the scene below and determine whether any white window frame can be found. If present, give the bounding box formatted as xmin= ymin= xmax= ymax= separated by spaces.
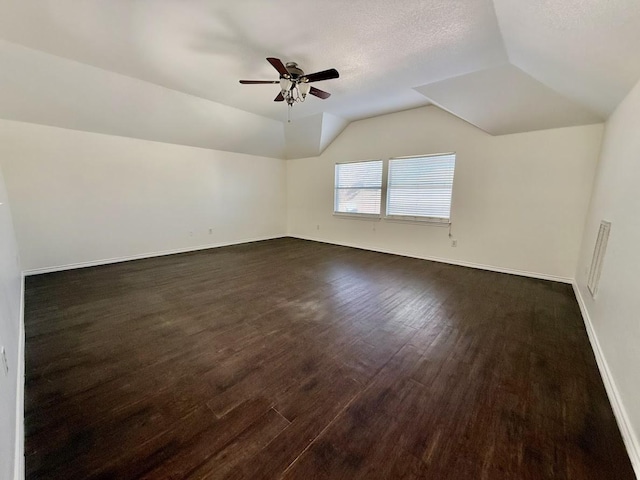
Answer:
xmin=333 ymin=159 xmax=383 ymax=218
xmin=333 ymin=153 xmax=456 ymax=225
xmin=384 ymin=153 xmax=456 ymax=225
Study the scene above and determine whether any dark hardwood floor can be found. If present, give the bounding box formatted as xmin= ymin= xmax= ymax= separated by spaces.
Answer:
xmin=24 ymin=237 xmax=634 ymax=479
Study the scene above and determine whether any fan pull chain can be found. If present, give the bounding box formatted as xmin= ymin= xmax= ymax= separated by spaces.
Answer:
xmin=288 ymin=103 xmax=292 ymax=123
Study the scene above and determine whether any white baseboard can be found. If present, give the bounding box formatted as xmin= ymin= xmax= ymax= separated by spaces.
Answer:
xmin=14 ymin=274 xmax=25 ymax=480
xmin=290 ymin=235 xmax=572 ymax=284
xmin=23 ymin=235 xmax=286 ymax=276
xmin=572 ymin=282 xmax=640 ymax=478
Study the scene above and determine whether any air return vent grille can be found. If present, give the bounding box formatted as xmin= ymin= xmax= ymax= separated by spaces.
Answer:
xmin=587 ymin=220 xmax=611 ymax=297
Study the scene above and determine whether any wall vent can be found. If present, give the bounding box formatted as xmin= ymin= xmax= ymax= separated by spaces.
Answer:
xmin=587 ymin=220 xmax=611 ymax=297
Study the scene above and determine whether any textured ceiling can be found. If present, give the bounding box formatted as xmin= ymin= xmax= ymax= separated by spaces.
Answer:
xmin=0 ymin=0 xmax=639 ymax=157
xmin=0 ymin=0 xmax=507 ymax=123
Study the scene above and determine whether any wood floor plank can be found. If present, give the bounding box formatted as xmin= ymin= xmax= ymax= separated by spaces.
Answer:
xmin=136 ymin=398 xmax=284 ymax=479
xmin=184 ymin=408 xmax=290 ymax=480
xmin=24 ymin=237 xmax=635 ymax=479
xmin=225 ymin=374 xmax=362 ymax=480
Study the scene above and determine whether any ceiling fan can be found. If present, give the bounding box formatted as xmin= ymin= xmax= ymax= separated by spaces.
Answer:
xmin=239 ymin=57 xmax=339 ymax=119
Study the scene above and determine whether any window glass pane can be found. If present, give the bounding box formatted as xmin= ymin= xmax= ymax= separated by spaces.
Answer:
xmin=334 ymin=160 xmax=383 ymax=214
xmin=387 ymin=154 xmax=455 ymax=219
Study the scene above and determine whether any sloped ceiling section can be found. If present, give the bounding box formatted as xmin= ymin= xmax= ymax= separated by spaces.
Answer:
xmin=320 ymin=114 xmax=350 ymax=154
xmin=284 ymin=114 xmax=324 ymax=160
xmin=283 ymin=112 xmax=350 ymax=159
xmin=416 ymin=65 xmax=602 ymax=135
xmin=0 ymin=0 xmax=639 ymax=158
xmin=0 ymin=40 xmax=285 ymax=159
xmin=493 ymin=0 xmax=640 ymax=118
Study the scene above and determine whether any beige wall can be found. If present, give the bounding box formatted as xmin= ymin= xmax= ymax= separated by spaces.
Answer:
xmin=574 ymin=79 xmax=640 ymax=474
xmin=287 ymin=106 xmax=603 ymax=280
xmin=0 ymin=120 xmax=287 ymax=272
xmin=0 ymin=164 xmax=23 ymax=480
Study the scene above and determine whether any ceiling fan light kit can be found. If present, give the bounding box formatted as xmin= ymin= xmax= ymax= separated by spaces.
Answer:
xmin=239 ymin=57 xmax=339 ymax=122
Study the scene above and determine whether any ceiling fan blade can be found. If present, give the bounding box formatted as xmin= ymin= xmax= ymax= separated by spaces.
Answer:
xmin=304 ymin=68 xmax=339 ymax=83
xmin=266 ymin=57 xmax=290 ymax=77
xmin=309 ymin=86 xmax=331 ymax=99
xmin=274 ymin=92 xmax=285 ymax=102
xmin=239 ymin=80 xmax=279 ymax=84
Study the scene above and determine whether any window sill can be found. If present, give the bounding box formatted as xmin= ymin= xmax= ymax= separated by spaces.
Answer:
xmin=333 ymin=212 xmax=382 ymax=221
xmin=384 ymin=215 xmax=451 ymax=226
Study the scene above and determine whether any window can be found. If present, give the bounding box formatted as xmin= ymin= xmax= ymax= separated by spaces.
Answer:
xmin=334 ymin=160 xmax=383 ymax=215
xmin=386 ymin=153 xmax=456 ymax=222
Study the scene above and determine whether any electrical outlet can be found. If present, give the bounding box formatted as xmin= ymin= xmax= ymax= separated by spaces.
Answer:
xmin=316 ymin=224 xmax=320 ymax=230
xmin=189 ymin=231 xmax=193 ymax=237
xmin=451 ymin=240 xmax=458 ymax=247
xmin=0 ymin=347 xmax=8 ymax=376
xmin=209 ymin=228 xmax=213 ymax=234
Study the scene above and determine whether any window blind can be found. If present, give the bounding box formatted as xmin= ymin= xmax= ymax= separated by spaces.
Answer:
xmin=387 ymin=154 xmax=456 ymax=221
xmin=334 ymin=160 xmax=383 ymax=215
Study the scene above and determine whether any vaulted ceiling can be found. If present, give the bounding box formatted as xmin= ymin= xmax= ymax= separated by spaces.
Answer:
xmin=0 ymin=0 xmax=639 ymax=158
